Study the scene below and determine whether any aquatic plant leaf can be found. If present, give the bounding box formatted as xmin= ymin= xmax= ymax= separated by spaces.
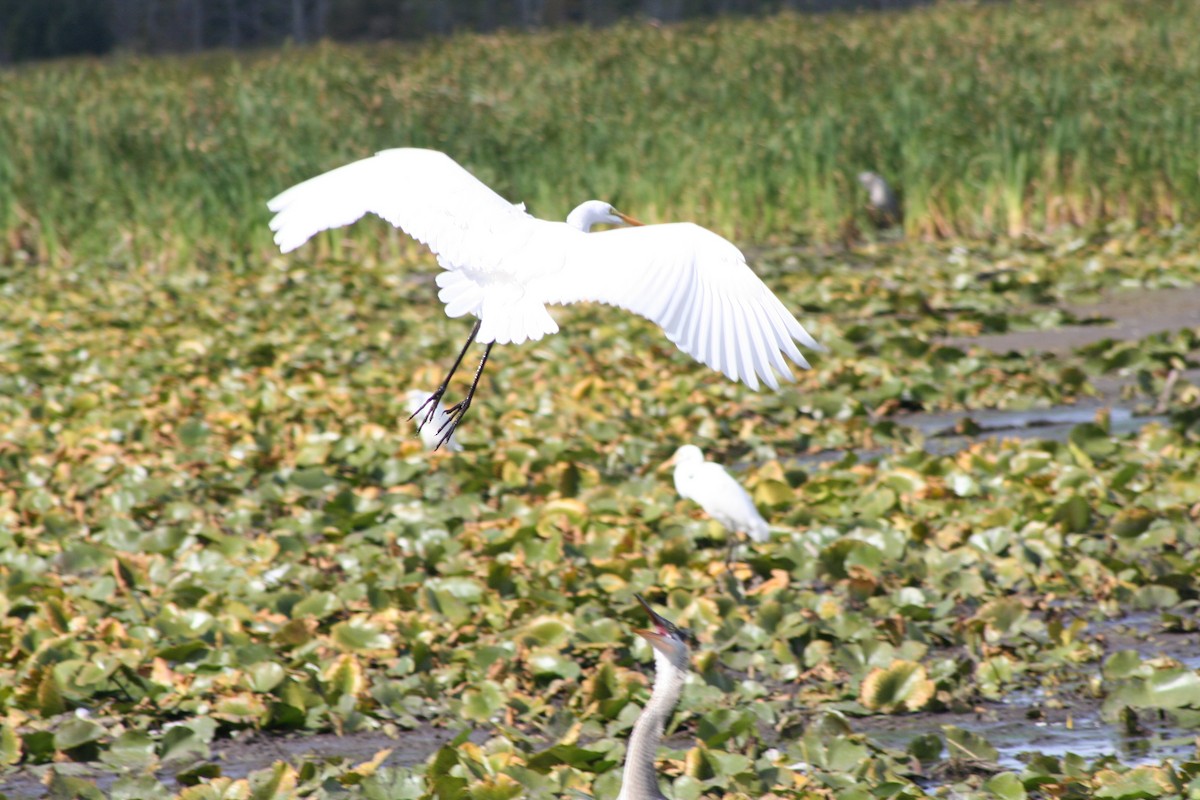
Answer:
xmin=1103 ymin=651 xmax=1148 ymax=681
xmin=984 ymin=772 xmax=1027 ymax=800
xmin=46 ymin=771 xmax=106 ymax=800
xmin=245 ymin=662 xmax=287 ymax=693
xmin=859 ymin=660 xmax=935 ymax=713
xmin=525 ymin=744 xmax=615 ymax=774
xmin=461 ymin=681 xmax=505 ymax=722
xmin=54 ymin=717 xmax=105 ymax=751
xmin=332 ymin=618 xmax=392 ymax=652
xmin=907 ymin=733 xmax=942 ymax=762
xmin=178 ymin=777 xmax=251 ymax=800
xmin=941 ymin=726 xmax=999 ymax=763
xmin=1093 ymin=766 xmax=1173 ymax=800
xmin=526 ymin=650 xmax=581 ymax=680
xmin=248 ymin=762 xmax=298 ymax=800
xmin=1116 ymin=669 xmax=1200 ymax=710
xmin=323 ymin=654 xmax=366 ymax=700
xmin=101 ymin=731 xmax=158 ymax=770
xmin=1053 ymin=495 xmax=1092 ymax=533
xmin=0 ymin=723 xmax=21 ymax=766
xmin=466 ymin=774 xmax=523 ymax=800
xmin=519 ymin=616 xmax=574 ymax=648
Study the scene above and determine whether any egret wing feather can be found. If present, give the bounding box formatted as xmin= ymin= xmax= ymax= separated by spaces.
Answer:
xmin=538 ymin=223 xmax=817 ymax=391
xmin=267 ymin=148 xmax=534 ymax=273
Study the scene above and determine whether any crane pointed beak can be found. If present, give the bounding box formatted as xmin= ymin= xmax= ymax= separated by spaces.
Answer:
xmin=635 ymin=594 xmax=672 ymax=636
xmin=615 ymin=210 xmax=645 ymax=227
xmin=635 ymin=628 xmax=666 ymax=646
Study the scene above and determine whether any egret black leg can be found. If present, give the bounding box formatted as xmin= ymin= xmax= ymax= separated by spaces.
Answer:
xmin=409 ymin=319 xmax=481 ymax=432
xmin=724 ymin=535 xmax=739 ymax=570
xmin=436 ymin=342 xmax=493 ymax=449
xmin=723 ymin=536 xmax=746 ymax=603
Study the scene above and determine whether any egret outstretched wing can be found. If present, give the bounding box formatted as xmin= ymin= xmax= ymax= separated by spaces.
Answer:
xmin=268 ymin=147 xmax=824 ymax=445
xmin=268 ymin=148 xmax=534 ymax=269
xmin=539 ymin=223 xmax=820 ymax=391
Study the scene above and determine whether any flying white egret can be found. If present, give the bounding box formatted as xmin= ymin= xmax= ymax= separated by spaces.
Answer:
xmin=268 ymin=148 xmax=822 ymax=448
xmin=403 ymin=389 xmax=463 ymax=452
xmin=619 ymin=594 xmax=691 ymax=800
xmin=669 ymin=444 xmax=769 ymax=563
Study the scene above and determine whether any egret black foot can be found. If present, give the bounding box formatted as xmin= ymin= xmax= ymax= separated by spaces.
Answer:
xmin=407 ymin=390 xmax=447 ymax=432
xmin=435 ymin=397 xmax=472 ymax=450
xmin=431 ymin=341 xmax=493 ymax=450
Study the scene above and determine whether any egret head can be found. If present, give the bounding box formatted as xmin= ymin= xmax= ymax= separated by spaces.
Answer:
xmin=671 ymin=444 xmax=705 ymax=467
xmin=634 ymin=594 xmax=691 ymax=671
xmin=566 ymin=200 xmax=644 ymax=232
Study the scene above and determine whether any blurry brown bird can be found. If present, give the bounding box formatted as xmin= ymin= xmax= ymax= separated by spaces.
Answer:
xmin=857 ymin=171 xmax=902 ymax=229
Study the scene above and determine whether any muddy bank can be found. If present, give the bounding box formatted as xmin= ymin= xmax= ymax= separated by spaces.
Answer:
xmin=783 ymin=401 xmax=1168 ymax=470
xmin=0 ymin=727 xmax=484 ymax=799
xmin=943 ymin=285 xmax=1200 ymax=354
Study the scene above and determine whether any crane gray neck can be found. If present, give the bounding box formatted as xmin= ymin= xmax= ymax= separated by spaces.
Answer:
xmin=618 ymin=650 xmax=686 ymax=800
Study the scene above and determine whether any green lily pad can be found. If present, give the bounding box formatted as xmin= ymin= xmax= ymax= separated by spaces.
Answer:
xmin=859 ymin=660 xmax=935 ymax=713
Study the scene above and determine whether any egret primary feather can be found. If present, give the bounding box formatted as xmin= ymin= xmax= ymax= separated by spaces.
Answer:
xmin=268 ymin=148 xmax=822 ymax=446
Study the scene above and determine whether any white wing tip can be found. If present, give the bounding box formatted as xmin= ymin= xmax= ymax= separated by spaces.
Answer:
xmin=272 ymin=232 xmax=307 ymax=254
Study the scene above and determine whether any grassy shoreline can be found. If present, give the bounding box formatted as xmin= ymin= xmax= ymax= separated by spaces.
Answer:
xmin=2 ymin=0 xmax=1199 ymax=260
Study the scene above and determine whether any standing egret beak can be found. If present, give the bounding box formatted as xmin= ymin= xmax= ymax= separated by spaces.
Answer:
xmin=615 ymin=209 xmax=645 ymax=226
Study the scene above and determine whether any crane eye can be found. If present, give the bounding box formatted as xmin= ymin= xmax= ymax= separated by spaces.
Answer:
xmin=662 ymin=619 xmax=694 ymax=645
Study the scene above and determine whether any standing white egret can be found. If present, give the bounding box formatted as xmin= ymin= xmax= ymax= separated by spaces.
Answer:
xmin=619 ymin=594 xmax=691 ymax=800
xmin=669 ymin=444 xmax=770 ymax=562
xmin=267 ymin=148 xmax=822 ymax=448
xmin=403 ymin=390 xmax=463 ymax=452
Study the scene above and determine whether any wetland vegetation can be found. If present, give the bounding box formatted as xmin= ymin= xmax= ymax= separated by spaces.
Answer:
xmin=1 ymin=0 xmax=1199 ymax=797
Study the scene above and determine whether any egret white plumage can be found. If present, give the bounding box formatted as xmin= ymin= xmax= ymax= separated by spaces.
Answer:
xmin=670 ymin=444 xmax=770 ymax=562
xmin=267 ymin=148 xmax=822 ymax=448
xmin=618 ymin=594 xmax=691 ymax=800
xmin=403 ymin=390 xmax=462 ymax=452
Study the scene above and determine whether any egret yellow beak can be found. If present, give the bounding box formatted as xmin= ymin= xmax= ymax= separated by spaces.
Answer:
xmin=615 ymin=210 xmax=645 ymax=227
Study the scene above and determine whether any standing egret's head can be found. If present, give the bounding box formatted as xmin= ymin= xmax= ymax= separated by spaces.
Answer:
xmin=671 ymin=444 xmax=705 ymax=467
xmin=634 ymin=594 xmax=691 ymax=670
xmin=659 ymin=444 xmax=705 ymax=476
xmin=566 ymin=200 xmax=644 ymax=232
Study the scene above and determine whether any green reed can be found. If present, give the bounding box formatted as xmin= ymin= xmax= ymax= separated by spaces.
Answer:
xmin=1 ymin=0 xmax=1198 ymax=260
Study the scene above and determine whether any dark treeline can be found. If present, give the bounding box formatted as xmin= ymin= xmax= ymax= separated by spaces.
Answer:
xmin=1 ymin=0 xmax=934 ymax=64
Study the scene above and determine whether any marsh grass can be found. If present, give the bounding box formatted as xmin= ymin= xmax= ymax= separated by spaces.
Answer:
xmin=1 ymin=0 xmax=1199 ymax=260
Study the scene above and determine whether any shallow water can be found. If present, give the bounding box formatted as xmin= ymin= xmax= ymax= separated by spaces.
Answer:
xmin=862 ymin=695 xmax=1196 ymax=773
xmin=857 ymin=611 xmax=1200 ymax=777
xmin=785 ymin=401 xmax=1167 ymax=469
